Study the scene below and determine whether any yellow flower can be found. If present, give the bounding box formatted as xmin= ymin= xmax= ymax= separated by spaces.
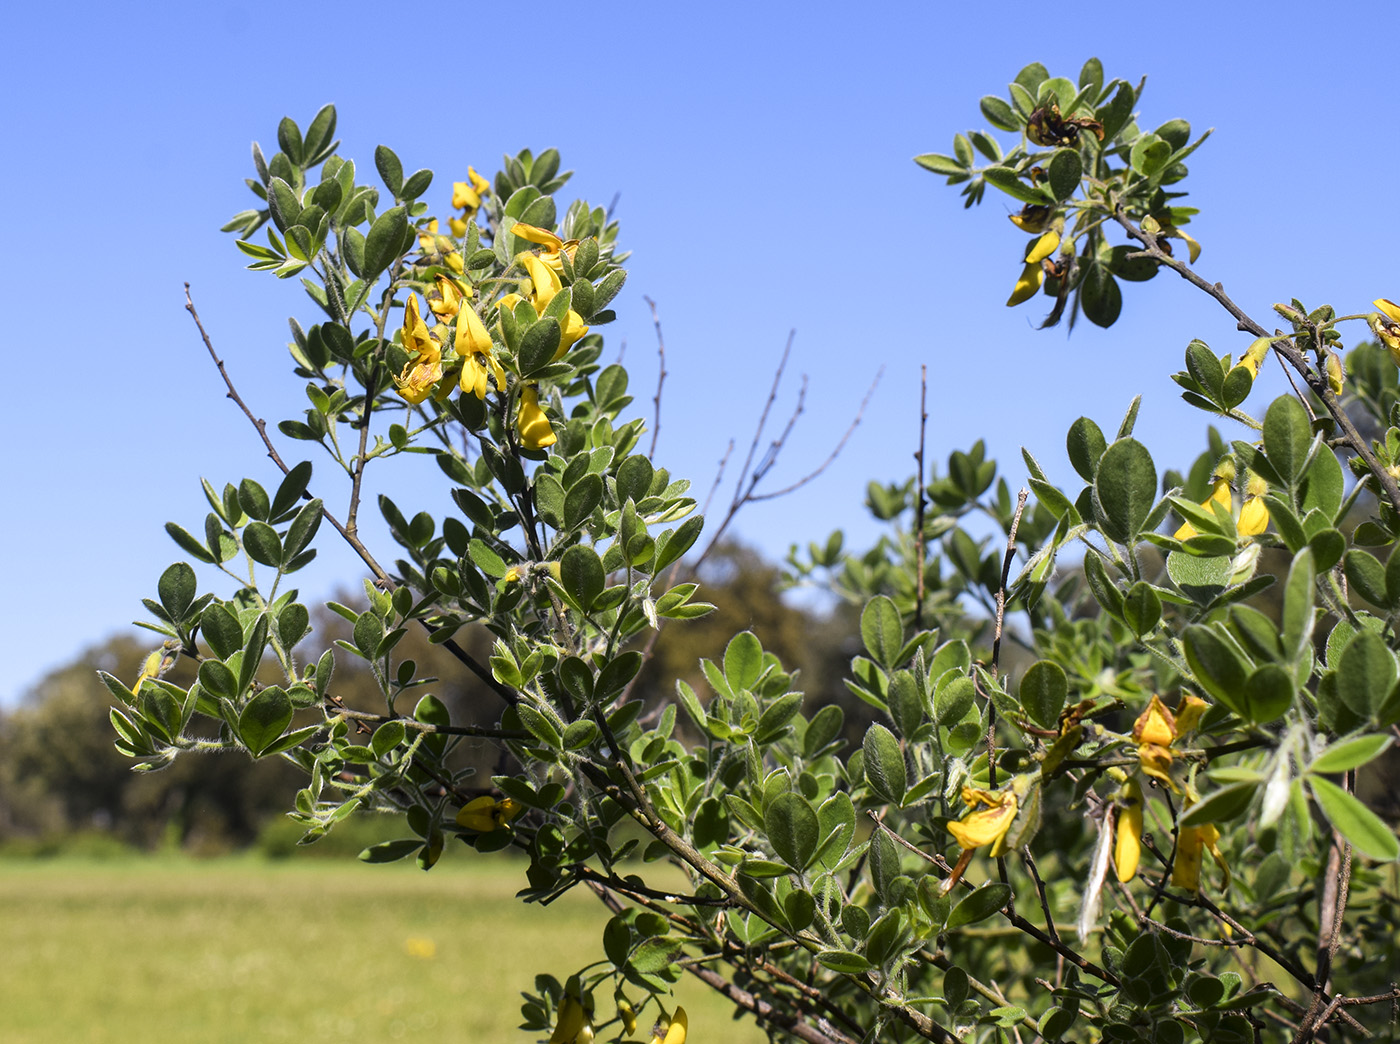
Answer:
xmin=555 ymin=309 xmax=590 ymax=359
xmin=455 ymin=795 xmax=523 ymax=833
xmin=946 ymin=786 xmax=1019 ymax=856
xmin=512 ymin=221 xmax=581 ymax=274
xmin=451 ymin=168 xmax=491 ymax=221
xmin=444 ymin=250 xmax=464 ymax=275
xmin=428 ymin=274 xmax=468 ymax=322
xmin=394 ymin=294 xmax=443 ymax=404
xmin=417 ymin=217 xmax=440 ymax=253
xmin=1172 ymin=786 xmax=1231 ymax=894
xmin=1237 ymin=472 xmax=1270 ymax=536
xmin=522 ymin=252 xmax=563 ymax=310
xmin=1025 ymin=229 xmax=1060 ymax=264
xmin=503 ymin=566 xmax=521 ymax=583
xmin=1132 ymin=694 xmax=1209 ymax=792
xmin=1325 ymin=351 xmax=1344 ymax=396
xmin=649 ymin=1007 xmax=687 ymax=1044
xmin=616 ymin=998 xmax=637 ymax=1037
xmin=1372 ymin=299 xmax=1400 ymax=366
xmin=455 ymin=305 xmax=507 ymax=400
xmin=1234 ymin=336 xmax=1273 ymax=379
xmin=550 ymin=994 xmax=591 ymax=1044
xmin=1007 ymin=261 xmax=1044 ymax=306
xmin=517 ymin=385 xmax=557 ymax=449
xmin=1114 ymin=779 xmax=1144 ymax=883
xmin=1173 ymin=474 xmax=1231 ymax=541
xmin=448 ymin=214 xmax=469 ymax=237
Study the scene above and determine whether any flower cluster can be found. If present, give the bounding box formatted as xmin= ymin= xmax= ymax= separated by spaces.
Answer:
xmin=1173 ymin=458 xmax=1269 ymax=541
xmin=389 ymin=178 xmax=603 ymax=451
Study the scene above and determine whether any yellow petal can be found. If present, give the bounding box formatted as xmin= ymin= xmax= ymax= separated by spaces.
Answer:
xmin=1133 ymin=695 xmax=1176 ymax=747
xmin=522 ymin=253 xmax=561 ymax=310
xmin=1326 ymin=352 xmax=1344 ymax=396
xmin=455 ymin=304 xmax=494 ymax=358
xmin=1172 ymin=824 xmax=1206 ymax=892
xmin=517 ymin=385 xmax=557 ymax=449
xmin=1172 ymin=694 xmax=1208 ymax=738
xmin=1238 ymin=496 xmax=1269 ymax=536
xmin=1138 ymin=742 xmax=1177 ymax=791
xmin=554 ymin=310 xmax=590 ymax=360
xmin=1006 ymin=261 xmax=1044 ymax=306
xmin=456 ymin=795 xmax=498 ymax=832
xmin=1114 ymin=782 xmax=1144 ymax=883
xmin=511 ymin=221 xmax=565 ymax=252
xmin=448 ymin=215 xmax=468 ymax=237
xmin=1375 ymin=298 xmax=1400 ymax=324
xmin=946 ymin=791 xmax=1018 ymax=850
xmin=468 ymin=166 xmax=490 ymax=197
xmin=550 ymin=995 xmax=586 ymax=1044
xmin=662 ymin=1007 xmax=687 ymax=1044
xmin=1025 ymin=229 xmax=1060 ymax=264
xmin=452 ymin=182 xmax=481 ymax=212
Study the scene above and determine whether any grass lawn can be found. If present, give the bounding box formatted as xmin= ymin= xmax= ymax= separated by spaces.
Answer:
xmin=0 ymin=853 xmax=765 ymax=1043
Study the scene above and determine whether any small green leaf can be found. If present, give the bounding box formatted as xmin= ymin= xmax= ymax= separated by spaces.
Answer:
xmin=1047 ymin=148 xmax=1082 ymax=201
xmin=817 ymin=950 xmax=872 ymax=974
xmin=766 ymin=792 xmax=820 ymax=870
xmin=1093 ymin=438 xmax=1157 ymax=543
xmin=1310 ymin=776 xmax=1399 ymax=860
xmin=1337 ymin=630 xmax=1396 ymax=719
xmin=559 ymin=545 xmax=604 ymax=611
xmin=946 ymin=883 xmax=1011 ymax=929
xmin=157 ymin=563 xmax=197 ymax=624
xmin=1180 ymin=782 xmax=1258 ymax=827
xmin=239 ymin=686 xmax=293 ymax=756
xmin=862 ymin=723 xmax=907 ymax=804
xmin=1262 ymin=395 xmax=1313 ymax=486
xmin=861 ymin=596 xmax=904 ymax=669
xmin=1019 ymin=660 xmax=1066 ymax=729
xmin=1311 ymin=735 xmax=1392 ymax=775
xmin=1122 ymin=581 xmax=1162 ymax=638
xmin=723 ymin=631 xmax=764 ymax=691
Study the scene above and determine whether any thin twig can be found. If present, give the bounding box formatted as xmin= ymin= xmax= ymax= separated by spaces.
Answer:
xmin=1110 ymin=209 xmax=1400 ymax=516
xmin=749 ymin=367 xmax=882 ymax=501
xmin=643 ymin=295 xmax=668 ymax=460
xmin=992 ymin=489 xmax=1029 ymax=677
xmin=914 ymin=366 xmax=928 ymax=630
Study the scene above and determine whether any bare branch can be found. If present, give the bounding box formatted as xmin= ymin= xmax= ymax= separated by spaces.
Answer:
xmin=914 ymin=365 xmax=929 ymax=630
xmin=643 ymin=295 xmax=668 ymax=460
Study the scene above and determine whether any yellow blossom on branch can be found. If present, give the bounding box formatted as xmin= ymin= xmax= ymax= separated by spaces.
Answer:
xmin=1132 ymin=694 xmax=1209 ymax=792
xmin=517 ymin=385 xmax=557 ymax=449
xmin=648 ymin=1006 xmax=687 ymax=1044
xmin=512 ymin=220 xmax=580 ymax=274
xmin=1173 ymin=458 xmax=1234 ymax=540
xmin=1372 ymin=299 xmax=1400 ymax=366
xmin=455 ymin=304 xmax=506 ymax=400
xmin=946 ymin=786 xmax=1018 ymax=855
xmin=1237 ymin=471 xmax=1270 ymax=536
xmin=522 ymin=252 xmax=563 ymax=310
xmin=1172 ymin=786 xmax=1231 ymax=894
xmin=428 ymin=274 xmax=468 ymax=322
xmin=1113 ymin=779 xmax=1144 ymax=883
xmin=393 ymin=294 xmax=443 ymax=404
xmin=549 ymin=994 xmax=592 ymax=1044
xmin=455 ymin=795 xmax=523 ymax=833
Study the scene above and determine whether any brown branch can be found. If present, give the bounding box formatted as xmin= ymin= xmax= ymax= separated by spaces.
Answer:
xmin=1109 ymin=209 xmax=1400 ymax=517
xmin=643 ymin=295 xmax=668 ymax=460
xmin=185 ymin=284 xmax=520 ymax=708
xmin=914 ymin=365 xmax=929 ymax=630
xmin=330 ymin=706 xmax=526 ymax=739
xmin=991 ymin=489 xmax=1029 ymax=677
xmin=748 ymin=367 xmax=882 ymax=501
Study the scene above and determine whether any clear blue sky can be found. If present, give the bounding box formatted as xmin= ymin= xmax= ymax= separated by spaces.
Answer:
xmin=2 ymin=0 xmax=1392 ymax=704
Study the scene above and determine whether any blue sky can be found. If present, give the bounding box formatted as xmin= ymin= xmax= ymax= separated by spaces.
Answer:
xmin=2 ymin=0 xmax=1392 ymax=703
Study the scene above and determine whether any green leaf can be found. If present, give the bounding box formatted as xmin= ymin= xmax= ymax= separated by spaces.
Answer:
xmin=723 ymin=631 xmax=764 ymax=691
xmin=1262 ymin=395 xmax=1313 ymax=486
xmin=1310 ymin=776 xmax=1399 ymax=860
xmin=1311 ymin=735 xmax=1392 ymax=774
xmin=979 ymin=95 xmax=1018 ymax=131
xmin=1066 ymin=417 xmax=1107 ymax=481
xmin=359 ymin=839 xmax=421 ymax=864
xmin=946 ymin=883 xmax=1011 ymax=929
xmin=913 ymin=153 xmax=964 ymax=176
xmin=1180 ymin=782 xmax=1258 ymax=827
xmin=804 ymin=705 xmax=845 ymax=757
xmin=1047 ymin=148 xmax=1082 ymax=202
xmin=1122 ymin=581 xmax=1162 ymax=637
xmin=374 ymin=144 xmax=403 ymax=194
xmin=270 ymin=460 xmax=313 ymax=518
xmin=1337 ymin=630 xmax=1396 ymax=719
xmin=982 ymin=165 xmax=1049 ymax=204
xmin=1094 ymin=438 xmax=1157 ymax=543
xmin=1080 ymin=263 xmax=1122 ymax=328
xmin=239 ymin=686 xmax=293 ymax=756
xmin=1281 ymin=547 xmax=1316 ymax=661
xmin=201 ymin=607 xmax=243 ymax=661
xmin=157 ymin=563 xmax=196 ymax=624
xmin=362 ymin=205 xmax=408 ymax=277
xmin=1019 ymin=661 xmax=1066 ymax=729
xmin=766 ymin=792 xmax=819 ymax=870
xmin=563 ymin=473 xmax=603 ymax=530
xmin=1183 ymin=624 xmax=1249 ymax=718
xmin=862 ymin=723 xmax=906 ymax=804
xmin=518 ymin=317 xmax=562 ymax=377
xmin=1244 ymin=664 xmax=1295 ymax=724
xmin=934 ymin=676 xmax=975 ymax=727
xmin=559 ymin=545 xmax=604 ymax=612
xmin=817 ymin=950 xmax=872 ymax=974
xmin=1345 ymin=549 xmax=1395 ymax=609
xmin=861 ymin=596 xmax=904 ymax=669
xmin=595 ymin=651 xmax=643 ymax=703
xmin=165 ymin=523 xmax=215 ymax=564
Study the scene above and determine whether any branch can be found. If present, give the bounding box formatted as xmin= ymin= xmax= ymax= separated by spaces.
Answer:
xmin=914 ymin=365 xmax=929 ymax=630
xmin=1108 ymin=209 xmax=1400 ymax=517
xmin=643 ymin=295 xmax=668 ymax=460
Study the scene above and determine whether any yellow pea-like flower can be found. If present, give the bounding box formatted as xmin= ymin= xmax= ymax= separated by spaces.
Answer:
xmin=1114 ymin=780 xmax=1144 ymax=883
xmin=517 ymin=385 xmax=557 ymax=450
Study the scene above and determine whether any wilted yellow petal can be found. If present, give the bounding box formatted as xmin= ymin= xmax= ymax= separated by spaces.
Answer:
xmin=1138 ymin=743 xmax=1177 ymax=791
xmin=1172 ymin=824 xmax=1206 ymax=892
xmin=1133 ymin=696 xmax=1176 ymax=747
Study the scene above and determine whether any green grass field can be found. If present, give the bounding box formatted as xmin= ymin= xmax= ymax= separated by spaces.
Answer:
xmin=0 ymin=854 xmax=765 ymax=1043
